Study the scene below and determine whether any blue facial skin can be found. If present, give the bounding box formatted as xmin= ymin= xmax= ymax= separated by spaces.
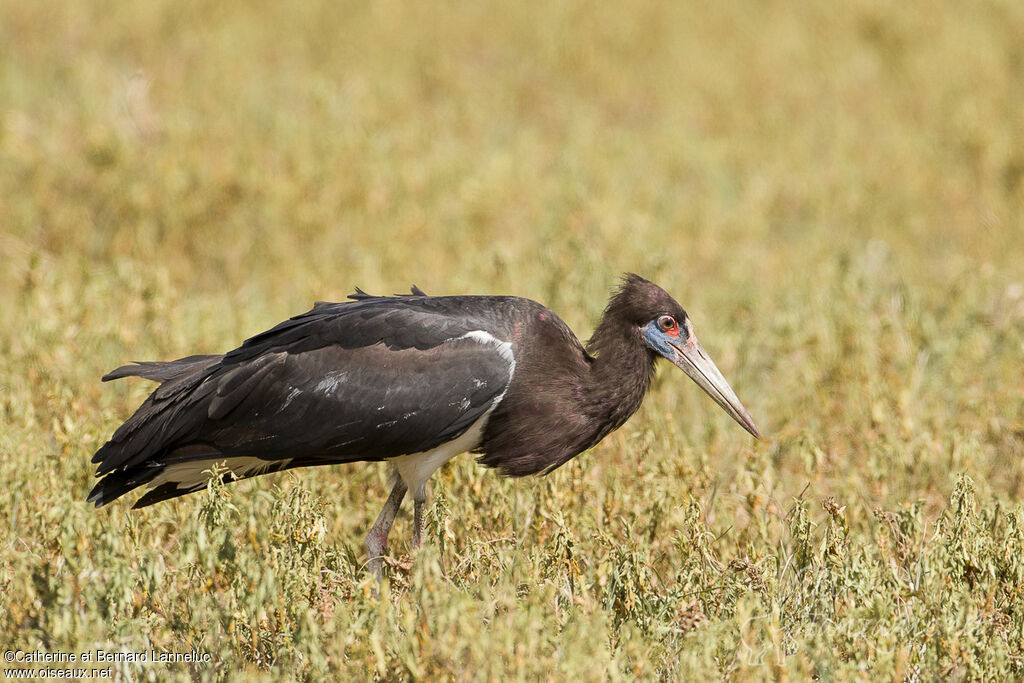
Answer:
xmin=641 ymin=319 xmax=682 ymax=363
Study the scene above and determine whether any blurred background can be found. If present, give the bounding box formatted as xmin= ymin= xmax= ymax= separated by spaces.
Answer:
xmin=4 ymin=0 xmax=1021 ymax=493
xmin=2 ymin=0 xmax=1023 ymax=677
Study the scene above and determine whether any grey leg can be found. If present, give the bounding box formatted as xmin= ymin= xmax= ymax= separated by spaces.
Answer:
xmin=412 ymin=483 xmax=427 ymax=549
xmin=366 ymin=479 xmax=407 ymax=577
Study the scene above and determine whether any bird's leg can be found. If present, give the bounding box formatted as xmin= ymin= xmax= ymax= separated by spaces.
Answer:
xmin=412 ymin=483 xmax=427 ymax=550
xmin=366 ymin=479 xmax=407 ymax=577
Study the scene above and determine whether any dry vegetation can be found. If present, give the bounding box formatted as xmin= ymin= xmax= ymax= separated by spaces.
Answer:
xmin=2 ymin=0 xmax=1024 ymax=679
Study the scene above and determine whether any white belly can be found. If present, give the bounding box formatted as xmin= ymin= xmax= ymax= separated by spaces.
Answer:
xmin=389 ymin=405 xmax=494 ymax=500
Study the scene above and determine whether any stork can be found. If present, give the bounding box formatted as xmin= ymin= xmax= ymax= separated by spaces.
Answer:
xmin=89 ymin=274 xmax=760 ymax=573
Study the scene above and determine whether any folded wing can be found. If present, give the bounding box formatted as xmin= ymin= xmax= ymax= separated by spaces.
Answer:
xmin=89 ymin=296 xmax=515 ymax=507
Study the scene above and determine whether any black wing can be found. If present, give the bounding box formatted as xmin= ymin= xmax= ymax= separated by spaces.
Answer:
xmin=89 ymin=293 xmax=516 ymax=507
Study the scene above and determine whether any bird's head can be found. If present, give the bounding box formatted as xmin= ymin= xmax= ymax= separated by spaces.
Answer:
xmin=618 ymin=274 xmax=761 ymax=439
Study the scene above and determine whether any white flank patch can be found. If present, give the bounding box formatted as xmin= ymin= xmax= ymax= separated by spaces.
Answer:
xmin=149 ymin=456 xmax=293 ymax=491
xmin=458 ymin=330 xmax=516 ymax=407
xmin=457 ymin=330 xmax=516 ymax=366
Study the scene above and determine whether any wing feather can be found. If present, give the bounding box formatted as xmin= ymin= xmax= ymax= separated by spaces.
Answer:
xmin=90 ymin=295 xmax=517 ymax=507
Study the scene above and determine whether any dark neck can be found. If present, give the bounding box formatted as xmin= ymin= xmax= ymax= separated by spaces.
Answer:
xmin=476 ymin=308 xmax=657 ymax=477
xmin=583 ymin=316 xmax=656 ymax=435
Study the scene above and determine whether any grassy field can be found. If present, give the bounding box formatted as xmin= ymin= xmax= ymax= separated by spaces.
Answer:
xmin=2 ymin=0 xmax=1024 ymax=679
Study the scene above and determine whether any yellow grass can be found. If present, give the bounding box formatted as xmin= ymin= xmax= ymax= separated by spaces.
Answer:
xmin=2 ymin=0 xmax=1023 ymax=679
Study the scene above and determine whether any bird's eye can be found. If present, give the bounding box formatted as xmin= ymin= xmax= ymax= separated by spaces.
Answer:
xmin=658 ymin=315 xmax=676 ymax=332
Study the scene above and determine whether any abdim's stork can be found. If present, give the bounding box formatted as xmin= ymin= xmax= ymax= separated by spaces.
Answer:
xmin=90 ymin=274 xmax=759 ymax=572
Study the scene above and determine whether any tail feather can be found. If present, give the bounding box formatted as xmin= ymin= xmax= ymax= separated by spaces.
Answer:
xmin=102 ymin=354 xmax=222 ymax=383
xmin=92 ymin=355 xmax=222 ymax=470
xmin=92 ymin=348 xmax=358 ymax=508
xmin=87 ymin=464 xmax=163 ymax=507
xmin=92 ymin=353 xmax=311 ymax=507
